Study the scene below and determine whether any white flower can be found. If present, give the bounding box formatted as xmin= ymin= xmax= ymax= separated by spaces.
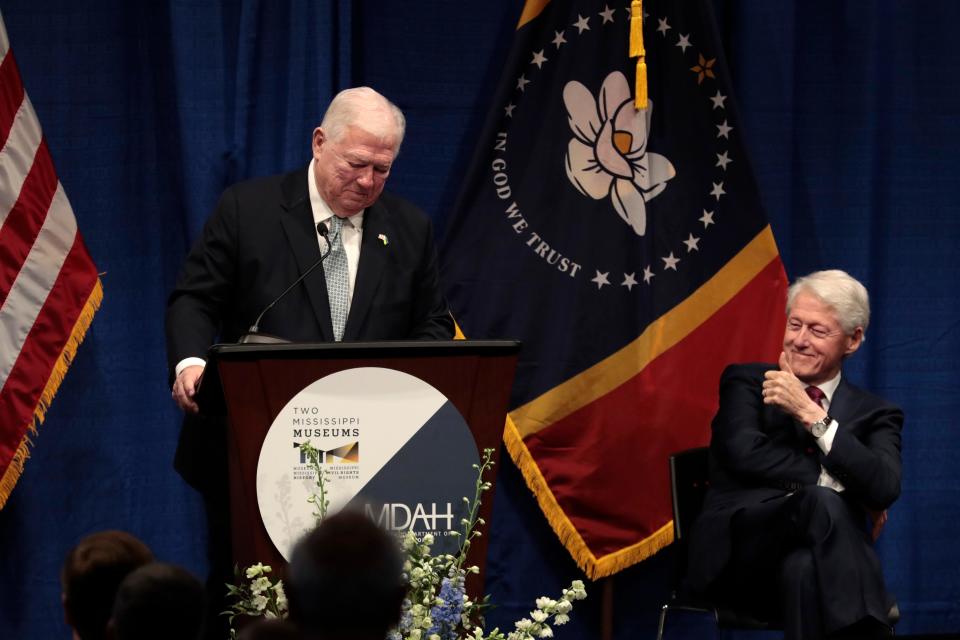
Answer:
xmin=429 ymin=635 xmax=441 ymax=640
xmin=264 ymin=610 xmax=277 ymax=620
xmin=530 ymin=610 xmax=549 ymax=623
xmin=539 ymin=627 xmax=554 ymax=638
xmin=250 ymin=576 xmax=271 ymax=595
xmin=553 ymin=614 xmax=570 ymax=625
xmin=409 ymin=630 xmax=422 ymax=640
xmin=274 ymin=584 xmax=288 ymax=611
xmin=554 ymin=600 xmax=572 ymax=614
xmin=535 ymin=597 xmax=555 ymax=610
xmin=251 ymin=594 xmax=269 ymax=611
xmin=423 ymin=533 xmax=435 ymax=546
xmin=245 ymin=563 xmax=269 ymax=579
xmin=563 ymin=71 xmax=675 ymax=236
xmin=515 ymin=618 xmax=534 ymax=632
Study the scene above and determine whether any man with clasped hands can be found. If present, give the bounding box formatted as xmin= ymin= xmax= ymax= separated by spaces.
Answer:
xmin=688 ymin=270 xmax=902 ymax=639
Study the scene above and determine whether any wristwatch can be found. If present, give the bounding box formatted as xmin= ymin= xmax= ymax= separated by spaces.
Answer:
xmin=809 ymin=415 xmax=834 ymax=438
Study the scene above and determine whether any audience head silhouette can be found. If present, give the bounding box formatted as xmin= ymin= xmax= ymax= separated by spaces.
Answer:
xmin=108 ymin=562 xmax=206 ymax=640
xmin=61 ymin=530 xmax=154 ymax=640
xmin=288 ymin=510 xmax=406 ymax=640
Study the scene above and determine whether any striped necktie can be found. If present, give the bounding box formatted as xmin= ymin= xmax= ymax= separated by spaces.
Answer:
xmin=324 ymin=216 xmax=350 ymax=341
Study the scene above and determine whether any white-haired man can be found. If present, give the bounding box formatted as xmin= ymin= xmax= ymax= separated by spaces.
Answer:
xmin=163 ymin=87 xmax=453 ymax=639
xmin=688 ymin=270 xmax=902 ymax=639
xmin=167 ymin=86 xmax=452 ymax=418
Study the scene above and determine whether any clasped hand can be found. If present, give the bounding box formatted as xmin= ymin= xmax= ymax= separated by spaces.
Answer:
xmin=762 ymin=352 xmax=827 ymax=429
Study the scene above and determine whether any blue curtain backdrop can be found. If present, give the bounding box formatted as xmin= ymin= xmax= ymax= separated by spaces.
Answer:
xmin=0 ymin=1 xmax=957 ymax=638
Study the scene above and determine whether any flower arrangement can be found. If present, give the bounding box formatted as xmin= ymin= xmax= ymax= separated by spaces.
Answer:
xmin=224 ymin=446 xmax=586 ymax=639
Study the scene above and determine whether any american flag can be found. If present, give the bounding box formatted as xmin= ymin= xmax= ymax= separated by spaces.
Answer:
xmin=0 ymin=12 xmax=101 ymax=509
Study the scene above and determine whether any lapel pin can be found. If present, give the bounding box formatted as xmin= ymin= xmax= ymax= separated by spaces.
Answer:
xmin=378 ymin=233 xmax=388 ymax=246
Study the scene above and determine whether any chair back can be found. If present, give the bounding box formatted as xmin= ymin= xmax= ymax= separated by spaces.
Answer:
xmin=669 ymin=447 xmax=710 ymax=543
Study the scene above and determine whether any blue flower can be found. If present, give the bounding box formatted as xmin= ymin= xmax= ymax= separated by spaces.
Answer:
xmin=426 ymin=576 xmax=465 ymax=640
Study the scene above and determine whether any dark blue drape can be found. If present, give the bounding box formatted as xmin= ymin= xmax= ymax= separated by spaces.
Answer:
xmin=0 ymin=1 xmax=956 ymax=638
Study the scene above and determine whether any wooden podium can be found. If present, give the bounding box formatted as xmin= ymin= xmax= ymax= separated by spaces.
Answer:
xmin=197 ymin=339 xmax=520 ymax=590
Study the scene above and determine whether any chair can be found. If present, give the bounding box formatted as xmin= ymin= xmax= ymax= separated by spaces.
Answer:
xmin=656 ymin=447 xmax=898 ymax=639
xmin=656 ymin=447 xmax=774 ymax=640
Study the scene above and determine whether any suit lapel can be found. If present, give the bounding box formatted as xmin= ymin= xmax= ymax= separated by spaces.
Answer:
xmin=343 ymin=200 xmax=390 ymax=340
xmin=278 ymin=169 xmax=335 ymax=341
xmin=828 ymin=375 xmax=861 ymax=427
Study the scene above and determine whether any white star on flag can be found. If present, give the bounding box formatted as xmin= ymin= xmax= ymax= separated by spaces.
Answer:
xmin=711 ymin=91 xmax=727 ymax=109
xmin=573 ymin=14 xmax=590 ymax=33
xmin=591 ymin=270 xmax=610 ymax=289
xmin=699 ymin=210 xmax=716 ymax=227
xmin=662 ymin=253 xmax=680 ymax=271
xmin=683 ymin=234 xmax=701 ymax=252
xmin=552 ymin=30 xmax=567 ymax=48
xmin=531 ymin=50 xmax=547 ymax=68
xmin=716 ymin=151 xmax=732 ymax=170
xmin=676 ymin=34 xmax=692 ymax=52
xmin=710 ymin=182 xmax=726 ymax=200
xmin=643 ymin=266 xmax=655 ymax=284
xmin=517 ymin=75 xmax=531 ymax=91
xmin=599 ymin=6 xmax=616 ymax=23
xmin=504 ymin=103 xmax=516 ymax=117
xmin=716 ymin=120 xmax=733 ymax=138
xmin=657 ymin=18 xmax=671 ymax=35
xmin=622 ymin=272 xmax=638 ymax=290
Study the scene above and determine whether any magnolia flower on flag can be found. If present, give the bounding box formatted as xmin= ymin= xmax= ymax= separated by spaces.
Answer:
xmin=563 ymin=71 xmax=675 ymax=236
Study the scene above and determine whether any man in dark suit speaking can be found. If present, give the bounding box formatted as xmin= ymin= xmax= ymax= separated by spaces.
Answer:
xmin=167 ymin=86 xmax=453 ymax=416
xmin=164 ymin=87 xmax=453 ymax=638
xmin=687 ymin=270 xmax=902 ymax=639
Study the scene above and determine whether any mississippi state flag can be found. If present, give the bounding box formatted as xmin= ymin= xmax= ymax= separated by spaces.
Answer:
xmin=441 ymin=0 xmax=787 ymax=578
xmin=0 ymin=12 xmax=102 ymax=508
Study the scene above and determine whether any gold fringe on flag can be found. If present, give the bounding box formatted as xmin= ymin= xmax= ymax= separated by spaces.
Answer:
xmin=630 ymin=0 xmax=648 ymax=110
xmin=503 ymin=414 xmax=673 ymax=579
xmin=0 ymin=278 xmax=103 ymax=509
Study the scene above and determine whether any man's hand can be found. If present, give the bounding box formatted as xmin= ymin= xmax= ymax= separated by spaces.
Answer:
xmin=172 ymin=365 xmax=204 ymax=414
xmin=762 ymin=352 xmax=827 ymax=428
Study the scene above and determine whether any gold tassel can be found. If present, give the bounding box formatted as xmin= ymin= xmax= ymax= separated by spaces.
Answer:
xmin=629 ymin=0 xmax=648 ymax=109
xmin=635 ymin=60 xmax=648 ymax=110
xmin=0 ymin=278 xmax=103 ymax=509
xmin=629 ymin=0 xmax=645 ymax=57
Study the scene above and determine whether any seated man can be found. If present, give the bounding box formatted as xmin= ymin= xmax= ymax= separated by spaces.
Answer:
xmin=687 ymin=270 xmax=902 ymax=639
xmin=287 ymin=510 xmax=406 ymax=640
xmin=60 ymin=530 xmax=154 ymax=640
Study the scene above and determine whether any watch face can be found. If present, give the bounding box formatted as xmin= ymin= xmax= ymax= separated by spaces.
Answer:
xmin=811 ymin=421 xmax=827 ymax=438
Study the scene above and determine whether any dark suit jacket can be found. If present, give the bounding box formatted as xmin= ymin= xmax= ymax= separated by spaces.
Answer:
xmin=687 ymin=363 xmax=903 ymax=592
xmin=164 ymin=167 xmax=453 ymax=486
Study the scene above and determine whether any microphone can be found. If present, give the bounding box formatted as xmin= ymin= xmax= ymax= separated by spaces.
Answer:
xmin=238 ymin=221 xmax=333 ymax=344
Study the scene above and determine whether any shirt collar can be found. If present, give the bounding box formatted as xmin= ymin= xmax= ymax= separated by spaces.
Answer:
xmin=307 ymin=159 xmax=364 ymax=229
xmin=812 ymin=370 xmax=842 ymax=404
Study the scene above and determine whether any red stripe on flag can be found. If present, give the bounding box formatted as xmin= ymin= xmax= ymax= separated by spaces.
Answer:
xmin=525 ymin=258 xmax=787 ymax=557
xmin=0 ymin=48 xmax=25 ymax=150
xmin=0 ymin=233 xmax=99 ymax=470
xmin=0 ymin=137 xmax=56 ymax=302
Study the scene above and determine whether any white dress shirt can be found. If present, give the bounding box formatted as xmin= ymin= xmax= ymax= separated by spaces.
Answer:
xmin=809 ymin=371 xmax=844 ymax=491
xmin=175 ymin=161 xmax=364 ymax=377
xmin=307 ymin=158 xmax=363 ymax=313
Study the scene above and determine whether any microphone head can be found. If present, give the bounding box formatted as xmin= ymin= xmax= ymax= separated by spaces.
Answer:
xmin=316 ymin=221 xmax=329 ymax=237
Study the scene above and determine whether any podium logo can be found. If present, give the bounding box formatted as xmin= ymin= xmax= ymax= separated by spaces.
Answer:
xmin=364 ymin=502 xmax=455 ymax=531
xmin=293 ymin=441 xmax=359 ymax=465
